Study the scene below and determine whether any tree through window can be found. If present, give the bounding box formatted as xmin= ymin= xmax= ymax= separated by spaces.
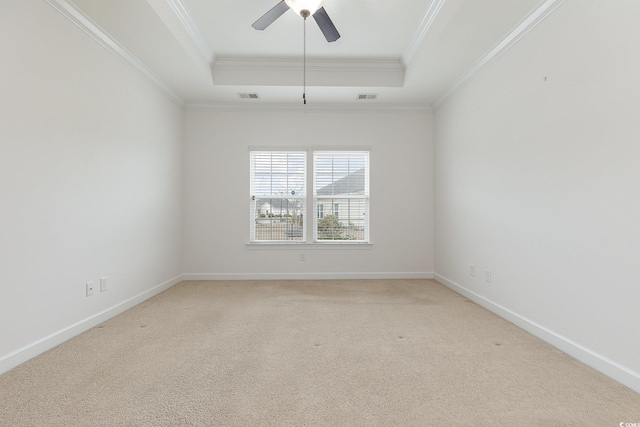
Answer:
xmin=313 ymin=151 xmax=369 ymax=242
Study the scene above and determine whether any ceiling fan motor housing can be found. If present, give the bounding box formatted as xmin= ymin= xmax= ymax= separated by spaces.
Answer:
xmin=285 ymin=0 xmax=324 ymax=17
xmin=252 ymin=0 xmax=340 ymax=43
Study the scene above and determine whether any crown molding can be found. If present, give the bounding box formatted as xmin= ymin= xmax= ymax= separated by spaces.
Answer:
xmin=213 ymin=57 xmax=404 ymax=73
xmin=432 ymin=0 xmax=567 ymax=110
xmin=44 ymin=0 xmax=184 ymax=107
xmin=165 ymin=0 xmax=215 ymax=63
xmin=212 ymin=57 xmax=405 ymax=87
xmin=402 ymin=0 xmax=446 ymax=67
xmin=185 ymin=102 xmax=432 ymax=113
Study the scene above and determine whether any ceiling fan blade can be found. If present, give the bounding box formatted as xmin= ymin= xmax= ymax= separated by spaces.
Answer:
xmin=312 ymin=7 xmax=340 ymax=42
xmin=252 ymin=1 xmax=290 ymax=31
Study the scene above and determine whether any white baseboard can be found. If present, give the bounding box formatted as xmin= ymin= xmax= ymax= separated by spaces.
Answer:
xmin=0 ymin=274 xmax=184 ymax=376
xmin=434 ymin=273 xmax=640 ymax=394
xmin=183 ymin=272 xmax=434 ymax=281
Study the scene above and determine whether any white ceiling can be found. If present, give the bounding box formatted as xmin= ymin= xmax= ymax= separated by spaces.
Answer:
xmin=63 ymin=0 xmax=558 ymax=107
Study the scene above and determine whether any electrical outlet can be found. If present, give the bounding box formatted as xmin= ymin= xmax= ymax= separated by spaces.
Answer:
xmin=100 ymin=277 xmax=108 ymax=292
xmin=300 ymin=253 xmax=306 ymax=262
xmin=470 ymin=265 xmax=476 ymax=277
xmin=485 ymin=270 xmax=492 ymax=283
xmin=86 ymin=281 xmax=94 ymax=296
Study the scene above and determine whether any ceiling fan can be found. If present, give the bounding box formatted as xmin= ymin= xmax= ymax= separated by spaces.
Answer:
xmin=252 ymin=0 xmax=340 ymax=42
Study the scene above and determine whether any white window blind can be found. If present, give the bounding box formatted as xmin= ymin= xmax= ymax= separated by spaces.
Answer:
xmin=313 ymin=151 xmax=370 ymax=242
xmin=250 ymin=151 xmax=306 ymax=242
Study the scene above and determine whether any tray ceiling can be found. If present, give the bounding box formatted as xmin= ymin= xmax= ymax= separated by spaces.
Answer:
xmin=54 ymin=0 xmax=564 ymax=107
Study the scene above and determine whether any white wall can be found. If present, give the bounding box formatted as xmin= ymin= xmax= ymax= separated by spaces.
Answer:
xmin=434 ymin=0 xmax=640 ymax=391
xmin=0 ymin=1 xmax=184 ymax=372
xmin=184 ymin=108 xmax=434 ymax=279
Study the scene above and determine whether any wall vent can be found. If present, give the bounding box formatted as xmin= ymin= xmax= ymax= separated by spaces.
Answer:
xmin=238 ymin=93 xmax=259 ymax=99
xmin=357 ymin=93 xmax=378 ymax=100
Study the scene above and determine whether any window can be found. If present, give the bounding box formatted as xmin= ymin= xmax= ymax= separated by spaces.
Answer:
xmin=250 ymin=151 xmax=306 ymax=242
xmin=313 ymin=151 xmax=369 ymax=242
xmin=249 ymin=149 xmax=369 ymax=244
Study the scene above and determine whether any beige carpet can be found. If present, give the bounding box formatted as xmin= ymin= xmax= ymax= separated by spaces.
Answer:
xmin=1 ymin=279 xmax=639 ymax=426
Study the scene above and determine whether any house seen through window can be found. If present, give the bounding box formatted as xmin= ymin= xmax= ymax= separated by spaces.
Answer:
xmin=250 ymin=149 xmax=369 ymax=243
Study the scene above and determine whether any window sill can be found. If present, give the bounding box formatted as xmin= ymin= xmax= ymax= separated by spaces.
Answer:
xmin=246 ymin=242 xmax=372 ymax=250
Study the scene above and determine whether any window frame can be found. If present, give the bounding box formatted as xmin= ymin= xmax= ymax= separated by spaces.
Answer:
xmin=249 ymin=149 xmax=307 ymax=243
xmin=312 ymin=150 xmax=370 ymax=243
xmin=248 ymin=146 xmax=371 ymax=247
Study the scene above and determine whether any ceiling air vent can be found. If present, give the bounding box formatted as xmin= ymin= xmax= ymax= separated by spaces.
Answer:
xmin=357 ymin=93 xmax=378 ymax=100
xmin=238 ymin=93 xmax=259 ymax=99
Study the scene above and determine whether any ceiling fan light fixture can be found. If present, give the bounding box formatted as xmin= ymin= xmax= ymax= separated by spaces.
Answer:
xmin=285 ymin=0 xmax=324 ymax=17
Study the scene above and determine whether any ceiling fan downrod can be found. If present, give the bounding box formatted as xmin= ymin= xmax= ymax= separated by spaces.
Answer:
xmin=251 ymin=0 xmax=340 ymax=105
xmin=302 ymin=11 xmax=308 ymax=105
